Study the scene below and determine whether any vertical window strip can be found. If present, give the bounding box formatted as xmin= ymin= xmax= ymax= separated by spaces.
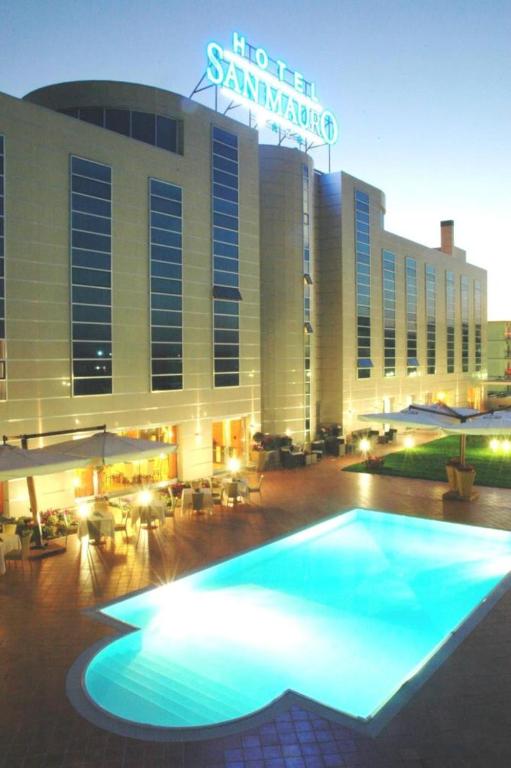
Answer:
xmin=70 ymin=156 xmax=112 ymax=396
xmin=149 ymin=178 xmax=183 ymax=391
xmin=446 ymin=271 xmax=455 ymax=373
xmin=474 ymin=280 xmax=482 ymax=372
xmin=355 ymin=190 xmax=371 ymax=379
xmin=461 ymin=275 xmax=469 ymax=373
xmin=212 ymin=126 xmax=240 ymax=388
xmin=303 ymin=165 xmax=311 ymax=440
xmin=0 ymin=135 xmax=5 ymax=399
xmin=425 ymin=264 xmax=436 ymax=374
xmin=406 ymin=257 xmax=418 ymax=374
xmin=382 ymin=250 xmax=396 ymax=376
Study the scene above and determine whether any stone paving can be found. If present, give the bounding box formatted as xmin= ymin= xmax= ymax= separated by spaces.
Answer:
xmin=1 ymin=448 xmax=511 ymax=767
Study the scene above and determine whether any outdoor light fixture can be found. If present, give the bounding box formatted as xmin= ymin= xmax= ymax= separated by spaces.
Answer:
xmin=138 ymin=490 xmax=152 ymax=506
xmin=77 ymin=503 xmax=88 ymax=519
xmin=359 ymin=438 xmax=371 ymax=453
xmin=490 ymin=438 xmax=499 ymax=452
xmin=228 ymin=457 xmax=241 ymax=475
xmin=404 ymin=436 xmax=415 ymax=449
xmin=503 ymin=440 xmax=511 ymax=453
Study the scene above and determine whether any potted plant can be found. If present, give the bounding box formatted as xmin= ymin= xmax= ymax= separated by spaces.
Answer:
xmin=445 ymin=457 xmax=461 ymax=492
xmin=0 ymin=515 xmax=18 ymax=536
xmin=454 ymin=463 xmax=476 ymax=500
xmin=15 ymin=517 xmax=35 ymax=557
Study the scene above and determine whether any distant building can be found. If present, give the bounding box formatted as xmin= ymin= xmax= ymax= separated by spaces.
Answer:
xmin=0 ymin=79 xmax=487 ymax=511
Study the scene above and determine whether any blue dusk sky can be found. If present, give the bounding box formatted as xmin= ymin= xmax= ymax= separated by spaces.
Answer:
xmin=1 ymin=0 xmax=510 ymax=319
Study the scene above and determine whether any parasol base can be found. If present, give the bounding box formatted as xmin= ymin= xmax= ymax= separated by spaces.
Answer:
xmin=442 ymin=489 xmax=479 ymax=502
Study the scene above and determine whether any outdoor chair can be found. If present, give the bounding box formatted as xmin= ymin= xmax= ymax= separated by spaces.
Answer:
xmin=5 ymin=538 xmax=30 ymax=570
xmin=247 ymin=474 xmax=264 ymax=500
xmin=112 ymin=506 xmax=130 ymax=537
xmin=61 ymin=511 xmax=75 ymax=550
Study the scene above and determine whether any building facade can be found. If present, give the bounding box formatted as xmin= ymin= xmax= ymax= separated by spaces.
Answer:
xmin=0 ymin=79 xmax=487 ymax=511
xmin=0 ymin=81 xmax=261 ymax=510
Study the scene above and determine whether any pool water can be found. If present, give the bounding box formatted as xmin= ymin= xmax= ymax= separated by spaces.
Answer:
xmin=84 ymin=509 xmax=511 ymax=729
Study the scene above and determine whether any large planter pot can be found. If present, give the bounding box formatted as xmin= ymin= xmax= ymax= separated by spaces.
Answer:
xmin=445 ymin=463 xmax=460 ymax=491
xmin=455 ymin=466 xmax=476 ymax=500
xmin=20 ymin=533 xmax=32 ymax=559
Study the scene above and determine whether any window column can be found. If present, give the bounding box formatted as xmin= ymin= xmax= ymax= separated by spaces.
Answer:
xmin=406 ymin=257 xmax=418 ymax=374
xmin=474 ymin=279 xmax=482 ymax=372
xmin=461 ymin=275 xmax=469 ymax=373
xmin=382 ymin=250 xmax=396 ymax=377
xmin=425 ymin=264 xmax=436 ymax=374
xmin=211 ymin=126 xmax=241 ymax=388
xmin=149 ymin=179 xmax=183 ymax=391
xmin=445 ymin=271 xmax=455 ymax=373
xmin=355 ymin=190 xmax=371 ymax=378
xmin=70 ymin=156 xmax=112 ymax=396
xmin=303 ymin=165 xmax=312 ymax=440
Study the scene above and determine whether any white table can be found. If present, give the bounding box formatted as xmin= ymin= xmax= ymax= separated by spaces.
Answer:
xmin=131 ymin=501 xmax=167 ymax=528
xmin=181 ymin=488 xmax=213 ymax=513
xmin=0 ymin=534 xmax=21 ymax=575
xmin=78 ymin=511 xmax=115 ymax=542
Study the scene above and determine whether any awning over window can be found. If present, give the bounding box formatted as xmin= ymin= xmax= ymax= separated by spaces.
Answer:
xmin=357 ymin=358 xmax=373 ymax=368
xmin=304 ymin=322 xmax=314 ymax=334
xmin=213 ymin=285 xmax=243 ymax=301
xmin=407 ymin=357 xmax=419 ymax=366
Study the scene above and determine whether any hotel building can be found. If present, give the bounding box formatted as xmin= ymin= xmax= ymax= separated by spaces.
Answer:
xmin=0 ymin=80 xmax=487 ymax=511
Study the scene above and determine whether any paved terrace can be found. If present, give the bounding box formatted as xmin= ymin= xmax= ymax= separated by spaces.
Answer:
xmin=1 ymin=447 xmax=511 ymax=768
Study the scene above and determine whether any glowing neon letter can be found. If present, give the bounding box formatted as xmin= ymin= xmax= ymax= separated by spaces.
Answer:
xmin=255 ymin=46 xmax=269 ymax=70
xmin=276 ymin=60 xmax=287 ymax=81
xmin=294 ymin=71 xmax=304 ymax=94
xmin=232 ymin=32 xmax=246 ymax=57
xmin=206 ymin=42 xmax=224 ymax=85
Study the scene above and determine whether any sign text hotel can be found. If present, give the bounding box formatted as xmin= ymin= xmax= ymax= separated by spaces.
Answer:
xmin=206 ymin=32 xmax=339 ymax=146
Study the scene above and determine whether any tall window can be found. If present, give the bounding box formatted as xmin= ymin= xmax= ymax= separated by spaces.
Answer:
xmin=212 ymin=126 xmax=241 ymax=387
xmin=461 ymin=275 xmax=469 ymax=373
xmin=425 ymin=264 xmax=436 ymax=374
xmin=446 ymin=270 xmax=455 ymax=373
xmin=303 ymin=165 xmax=312 ymax=440
xmin=0 ymin=135 xmax=5 ymax=399
xmin=355 ymin=190 xmax=371 ymax=378
xmin=474 ymin=280 xmax=482 ymax=372
xmin=406 ymin=257 xmax=418 ymax=374
xmin=382 ymin=250 xmax=396 ymax=376
xmin=70 ymin=156 xmax=112 ymax=396
xmin=149 ymin=179 xmax=183 ymax=391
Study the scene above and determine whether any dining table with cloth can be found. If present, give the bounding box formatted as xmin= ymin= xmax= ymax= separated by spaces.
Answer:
xmin=221 ymin=477 xmax=249 ymax=503
xmin=130 ymin=500 xmax=167 ymax=528
xmin=0 ymin=534 xmax=21 ymax=575
xmin=78 ymin=509 xmax=116 ymax=542
xmin=181 ymin=487 xmax=213 ymax=513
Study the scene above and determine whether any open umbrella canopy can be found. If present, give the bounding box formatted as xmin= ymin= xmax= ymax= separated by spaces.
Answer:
xmin=359 ymin=404 xmax=480 ymax=430
xmin=39 ymin=431 xmax=176 ymax=466
xmin=0 ymin=443 xmax=90 ymax=482
xmin=444 ymin=410 xmax=511 ymax=436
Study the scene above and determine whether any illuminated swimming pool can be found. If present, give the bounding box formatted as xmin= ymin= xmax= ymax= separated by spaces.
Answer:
xmin=81 ymin=509 xmax=511 ymax=734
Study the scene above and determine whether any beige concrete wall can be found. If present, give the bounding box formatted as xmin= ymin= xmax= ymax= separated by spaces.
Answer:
xmin=259 ymin=145 xmax=315 ymax=443
xmin=0 ymin=84 xmax=260 ymax=478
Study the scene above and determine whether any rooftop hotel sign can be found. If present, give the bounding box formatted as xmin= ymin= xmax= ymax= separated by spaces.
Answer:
xmin=206 ymin=32 xmax=339 ymax=146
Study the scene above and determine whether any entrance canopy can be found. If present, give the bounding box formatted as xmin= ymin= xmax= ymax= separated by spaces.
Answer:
xmin=39 ymin=430 xmax=176 ymax=466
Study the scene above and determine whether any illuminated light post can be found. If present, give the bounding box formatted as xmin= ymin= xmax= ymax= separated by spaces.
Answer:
xmin=403 ymin=435 xmax=415 ymax=450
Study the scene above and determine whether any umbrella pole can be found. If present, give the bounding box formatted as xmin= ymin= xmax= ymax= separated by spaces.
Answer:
xmin=460 ymin=434 xmax=466 ymax=466
xmin=26 ymin=475 xmax=43 ymax=548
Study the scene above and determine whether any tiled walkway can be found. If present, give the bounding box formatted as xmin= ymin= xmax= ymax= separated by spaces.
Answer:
xmin=2 ymin=451 xmax=511 ymax=767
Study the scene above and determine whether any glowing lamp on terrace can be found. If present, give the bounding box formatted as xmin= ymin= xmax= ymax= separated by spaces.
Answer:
xmin=359 ymin=438 xmax=371 ymax=454
xmin=503 ymin=440 xmax=511 ymax=454
xmin=228 ymin=457 xmax=241 ymax=475
xmin=489 ymin=439 xmax=500 ymax=452
xmin=138 ymin=490 xmax=152 ymax=506
xmin=404 ymin=436 xmax=415 ymax=450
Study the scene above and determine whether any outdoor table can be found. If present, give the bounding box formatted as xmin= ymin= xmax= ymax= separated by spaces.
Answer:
xmin=131 ymin=501 xmax=166 ymax=528
xmin=78 ymin=511 xmax=115 ymax=542
xmin=181 ymin=488 xmax=213 ymax=512
xmin=222 ymin=478 xmax=248 ymax=504
xmin=0 ymin=534 xmax=20 ymax=575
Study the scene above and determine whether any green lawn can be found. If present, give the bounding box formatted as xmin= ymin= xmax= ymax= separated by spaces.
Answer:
xmin=344 ymin=435 xmax=511 ymax=488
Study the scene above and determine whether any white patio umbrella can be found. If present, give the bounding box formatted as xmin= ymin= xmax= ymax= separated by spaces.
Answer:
xmin=41 ymin=430 xmax=176 ymax=465
xmin=359 ymin=403 xmax=481 ymax=464
xmin=0 ymin=443 xmax=91 ymax=541
xmin=39 ymin=431 xmax=177 ymax=495
xmin=444 ymin=411 xmax=511 ymax=437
